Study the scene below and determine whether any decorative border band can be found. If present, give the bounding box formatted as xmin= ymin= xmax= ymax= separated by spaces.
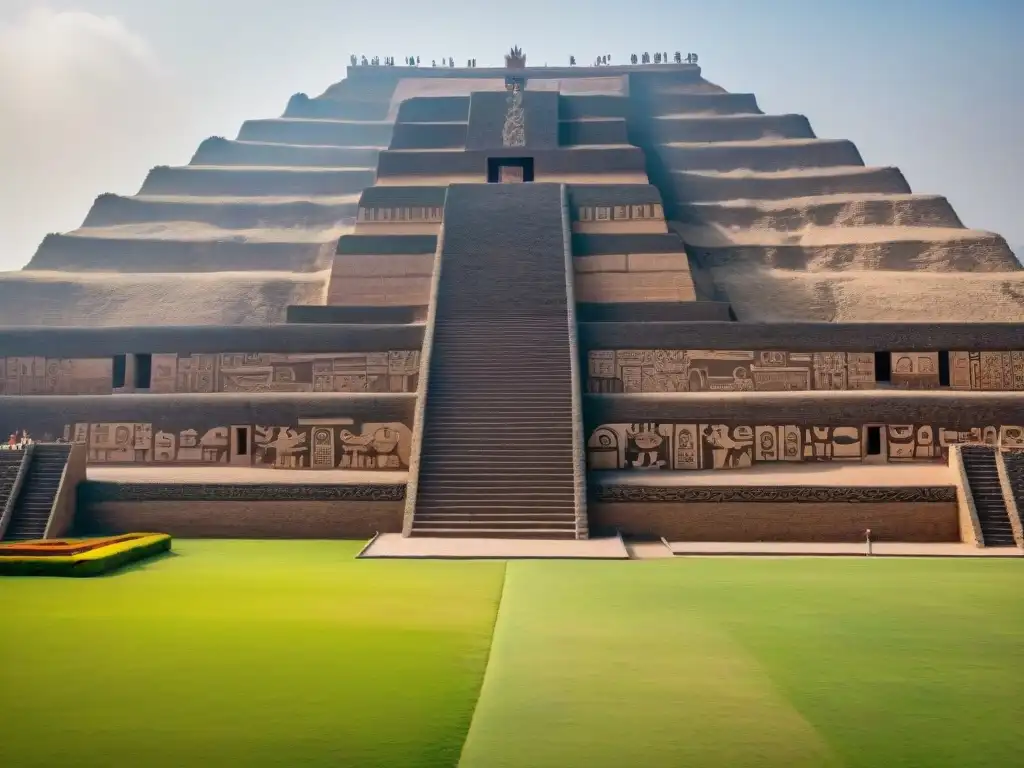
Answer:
xmin=590 ymin=485 xmax=957 ymax=504
xmin=80 ymin=482 xmax=406 ymax=503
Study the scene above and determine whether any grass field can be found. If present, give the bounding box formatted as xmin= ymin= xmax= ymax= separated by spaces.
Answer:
xmin=1 ymin=543 xmax=1023 ymax=767
xmin=0 ymin=541 xmax=505 ymax=768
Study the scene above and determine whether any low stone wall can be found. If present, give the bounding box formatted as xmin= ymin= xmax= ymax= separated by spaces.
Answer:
xmin=76 ymin=482 xmax=405 ymax=539
xmin=590 ymin=486 xmax=958 ymax=542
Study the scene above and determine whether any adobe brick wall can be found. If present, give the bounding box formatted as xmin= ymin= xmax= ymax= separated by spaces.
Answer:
xmin=76 ymin=500 xmax=403 ymax=539
xmin=591 ymin=501 xmax=959 ymax=542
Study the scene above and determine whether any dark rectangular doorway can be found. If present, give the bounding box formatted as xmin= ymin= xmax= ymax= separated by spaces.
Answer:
xmin=488 ymin=157 xmax=534 ymax=183
xmin=866 ymin=426 xmax=882 ymax=456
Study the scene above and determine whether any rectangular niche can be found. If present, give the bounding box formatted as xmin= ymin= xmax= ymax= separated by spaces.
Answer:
xmin=488 ymin=157 xmax=534 ymax=183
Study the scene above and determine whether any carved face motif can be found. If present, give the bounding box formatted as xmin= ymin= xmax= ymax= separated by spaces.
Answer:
xmin=631 ymin=431 xmax=663 ymax=451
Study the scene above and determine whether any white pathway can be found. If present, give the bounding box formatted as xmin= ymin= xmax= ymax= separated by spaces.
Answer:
xmin=669 ymin=541 xmax=1022 ymax=558
xmin=360 ymin=533 xmax=630 ymax=559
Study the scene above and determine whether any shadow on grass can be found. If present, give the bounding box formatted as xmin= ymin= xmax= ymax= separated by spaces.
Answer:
xmin=95 ymin=549 xmax=180 ymax=578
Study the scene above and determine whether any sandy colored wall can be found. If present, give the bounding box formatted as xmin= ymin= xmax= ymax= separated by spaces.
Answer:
xmin=328 ymin=272 xmax=433 ymax=306
xmin=588 ymin=422 xmax=1024 ymax=471
xmin=45 ymin=443 xmax=87 ymax=538
xmin=589 ymin=500 xmax=958 ymax=542
xmin=77 ymin=500 xmax=404 ymax=539
xmin=575 ymin=253 xmax=696 ymax=303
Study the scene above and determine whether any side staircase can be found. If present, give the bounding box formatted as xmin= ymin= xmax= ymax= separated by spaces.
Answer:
xmin=961 ymin=446 xmax=1014 ymax=546
xmin=409 ymin=183 xmax=585 ymax=538
xmin=0 ymin=449 xmax=27 ymax=519
xmin=2 ymin=444 xmax=72 ymax=541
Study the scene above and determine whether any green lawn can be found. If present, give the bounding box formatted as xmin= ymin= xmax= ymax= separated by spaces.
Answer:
xmin=2 ymin=544 xmax=1023 ymax=768
xmin=460 ymin=559 xmax=1024 ymax=768
xmin=0 ymin=540 xmax=505 ymax=768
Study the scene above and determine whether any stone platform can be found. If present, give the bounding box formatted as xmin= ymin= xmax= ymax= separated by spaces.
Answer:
xmin=359 ymin=533 xmax=630 ymax=559
xmin=77 ymin=466 xmax=408 ymax=539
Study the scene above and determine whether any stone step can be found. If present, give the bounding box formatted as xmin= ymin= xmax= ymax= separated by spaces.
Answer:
xmin=414 ymin=519 xmax=577 ymax=529
xmin=417 ymin=490 xmax=575 ymax=500
xmin=415 ymin=502 xmax=575 ymax=512
xmin=416 ymin=464 xmax=575 ymax=474
xmin=409 ymin=528 xmax=577 ymax=539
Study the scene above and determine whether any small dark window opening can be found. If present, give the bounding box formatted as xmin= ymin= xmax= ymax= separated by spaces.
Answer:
xmin=112 ymin=354 xmax=127 ymax=389
xmin=866 ymin=426 xmax=882 ymax=456
xmin=938 ymin=351 xmax=950 ymax=386
xmin=874 ymin=352 xmax=891 ymax=383
xmin=235 ymin=427 xmax=249 ymax=456
xmin=134 ymin=353 xmax=152 ymax=389
xmin=487 ymin=157 xmax=534 ymax=183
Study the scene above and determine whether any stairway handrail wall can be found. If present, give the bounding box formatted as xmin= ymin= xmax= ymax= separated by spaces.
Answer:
xmin=0 ymin=445 xmax=33 ymax=541
xmin=950 ymin=445 xmax=984 ymax=547
xmin=44 ymin=443 xmax=86 ymax=540
xmin=401 ymin=198 xmax=448 ymax=537
xmin=994 ymin=449 xmax=1024 ymax=549
xmin=559 ymin=184 xmax=589 ymax=540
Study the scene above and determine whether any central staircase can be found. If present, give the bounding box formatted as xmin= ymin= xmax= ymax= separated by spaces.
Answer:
xmin=409 ymin=183 xmax=584 ymax=538
xmin=3 ymin=445 xmax=71 ymax=541
xmin=961 ymin=446 xmax=1014 ymax=546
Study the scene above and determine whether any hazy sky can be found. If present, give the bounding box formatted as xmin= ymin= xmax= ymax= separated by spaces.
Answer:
xmin=1 ymin=0 xmax=1021 ymax=269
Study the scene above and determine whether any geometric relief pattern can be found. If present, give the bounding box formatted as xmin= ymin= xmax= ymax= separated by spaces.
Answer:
xmin=82 ymin=482 xmax=406 ymax=502
xmin=586 ymin=349 xmax=874 ymax=393
xmin=588 ymin=422 xmax=1024 ymax=471
xmin=169 ymin=351 xmax=420 ymax=394
xmin=592 ymin=485 xmax=958 ymax=503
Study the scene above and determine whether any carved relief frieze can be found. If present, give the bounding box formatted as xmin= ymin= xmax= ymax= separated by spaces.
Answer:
xmin=586 ymin=349 xmax=871 ymax=393
xmin=33 ymin=418 xmax=414 ymax=471
xmin=587 ymin=421 xmax=1024 ymax=472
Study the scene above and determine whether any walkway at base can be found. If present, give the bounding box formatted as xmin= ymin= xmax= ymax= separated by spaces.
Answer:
xmin=670 ymin=541 xmax=1022 ymax=557
xmin=359 ymin=533 xmax=629 ymax=559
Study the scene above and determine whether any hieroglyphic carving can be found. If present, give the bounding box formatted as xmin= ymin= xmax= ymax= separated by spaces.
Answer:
xmin=576 ymin=204 xmax=663 ymax=222
xmin=150 ymin=354 xmax=178 ymax=393
xmin=586 ymin=350 xmax=873 ymax=393
xmin=46 ymin=419 xmax=413 ymax=470
xmin=588 ymin=422 xmax=1024 ymax=471
xmin=170 ymin=351 xmax=420 ymax=394
xmin=1 ymin=357 xmax=112 ymax=396
xmin=949 ymin=351 xmax=972 ymax=390
xmin=358 ymin=207 xmax=443 ymax=223
xmin=891 ymin=352 xmax=939 ymax=389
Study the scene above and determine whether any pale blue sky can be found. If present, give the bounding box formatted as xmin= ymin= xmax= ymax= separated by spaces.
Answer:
xmin=1 ymin=0 xmax=1021 ymax=269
